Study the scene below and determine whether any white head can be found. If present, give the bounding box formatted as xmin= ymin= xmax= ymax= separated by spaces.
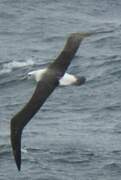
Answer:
xmin=28 ymin=69 xmax=47 ymax=82
xmin=28 ymin=71 xmax=36 ymax=81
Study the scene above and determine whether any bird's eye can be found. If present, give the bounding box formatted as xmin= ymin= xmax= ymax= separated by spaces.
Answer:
xmin=28 ymin=73 xmax=32 ymax=79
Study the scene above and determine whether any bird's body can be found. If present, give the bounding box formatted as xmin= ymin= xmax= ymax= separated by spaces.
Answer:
xmin=28 ymin=69 xmax=85 ymax=86
xmin=10 ymin=31 xmax=107 ymax=171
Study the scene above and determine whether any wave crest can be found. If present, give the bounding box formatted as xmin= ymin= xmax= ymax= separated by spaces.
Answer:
xmin=0 ymin=59 xmax=34 ymax=75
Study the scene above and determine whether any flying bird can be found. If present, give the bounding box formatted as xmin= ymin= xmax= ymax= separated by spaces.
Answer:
xmin=28 ymin=69 xmax=86 ymax=86
xmin=10 ymin=31 xmax=112 ymax=171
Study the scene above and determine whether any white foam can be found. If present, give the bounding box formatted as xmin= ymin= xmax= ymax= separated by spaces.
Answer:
xmin=21 ymin=148 xmax=28 ymax=153
xmin=0 ymin=59 xmax=34 ymax=75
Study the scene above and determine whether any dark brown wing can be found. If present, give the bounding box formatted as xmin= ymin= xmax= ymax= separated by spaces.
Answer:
xmin=11 ymin=75 xmax=59 ymax=171
xmin=49 ymin=32 xmax=93 ymax=74
xmin=10 ymin=32 xmax=92 ymax=171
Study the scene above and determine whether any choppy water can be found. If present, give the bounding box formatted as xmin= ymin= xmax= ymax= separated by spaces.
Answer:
xmin=0 ymin=0 xmax=121 ymax=179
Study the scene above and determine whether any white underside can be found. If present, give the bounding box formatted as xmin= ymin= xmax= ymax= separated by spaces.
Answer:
xmin=59 ymin=73 xmax=77 ymax=86
xmin=28 ymin=68 xmax=77 ymax=86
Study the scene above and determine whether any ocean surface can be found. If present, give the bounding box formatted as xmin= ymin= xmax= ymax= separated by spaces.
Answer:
xmin=0 ymin=0 xmax=121 ymax=179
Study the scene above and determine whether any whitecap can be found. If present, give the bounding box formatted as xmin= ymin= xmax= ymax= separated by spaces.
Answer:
xmin=0 ymin=59 xmax=34 ymax=75
xmin=21 ymin=148 xmax=28 ymax=154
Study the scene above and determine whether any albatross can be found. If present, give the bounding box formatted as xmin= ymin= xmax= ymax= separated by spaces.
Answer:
xmin=28 ymin=69 xmax=86 ymax=86
xmin=10 ymin=31 xmax=111 ymax=171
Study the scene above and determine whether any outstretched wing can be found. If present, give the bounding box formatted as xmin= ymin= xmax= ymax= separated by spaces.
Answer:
xmin=10 ymin=32 xmax=92 ymax=171
xmin=11 ymin=75 xmax=59 ymax=171
xmin=49 ymin=32 xmax=92 ymax=74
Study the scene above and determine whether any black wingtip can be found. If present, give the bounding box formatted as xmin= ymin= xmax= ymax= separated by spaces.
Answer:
xmin=13 ymin=133 xmax=22 ymax=171
xmin=11 ymin=121 xmax=22 ymax=171
xmin=12 ymin=132 xmax=22 ymax=171
xmin=14 ymin=147 xmax=21 ymax=171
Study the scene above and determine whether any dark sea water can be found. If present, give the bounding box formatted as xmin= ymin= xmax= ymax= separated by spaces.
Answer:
xmin=0 ymin=0 xmax=121 ymax=179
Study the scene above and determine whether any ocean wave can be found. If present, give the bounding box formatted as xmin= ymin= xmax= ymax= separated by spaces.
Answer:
xmin=113 ymin=123 xmax=121 ymax=134
xmin=102 ymin=162 xmax=121 ymax=175
xmin=0 ymin=59 xmax=34 ymax=75
xmin=0 ymin=144 xmax=10 ymax=157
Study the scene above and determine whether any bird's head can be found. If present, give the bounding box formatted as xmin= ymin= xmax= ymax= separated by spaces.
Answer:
xmin=28 ymin=71 xmax=36 ymax=80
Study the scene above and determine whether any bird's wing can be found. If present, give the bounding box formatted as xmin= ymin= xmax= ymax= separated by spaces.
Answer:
xmin=10 ymin=32 xmax=92 ymax=171
xmin=11 ymin=75 xmax=59 ymax=170
xmin=49 ymin=32 xmax=92 ymax=74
